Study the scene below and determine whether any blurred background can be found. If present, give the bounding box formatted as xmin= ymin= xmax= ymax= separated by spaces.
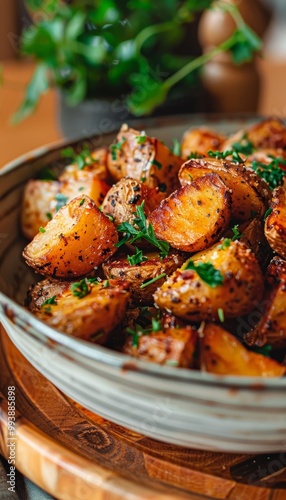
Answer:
xmin=1 ymin=0 xmax=286 ymax=165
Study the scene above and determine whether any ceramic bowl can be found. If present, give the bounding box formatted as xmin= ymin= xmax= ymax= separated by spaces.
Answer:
xmin=1 ymin=114 xmax=286 ymax=453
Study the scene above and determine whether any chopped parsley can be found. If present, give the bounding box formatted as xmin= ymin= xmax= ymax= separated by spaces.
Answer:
xmin=185 ymin=261 xmax=224 ymax=288
xmin=218 ymin=238 xmax=231 ymax=250
xmin=231 ymin=224 xmax=244 ymax=241
xmin=103 ymin=280 xmax=110 ymax=288
xmin=126 ymin=312 xmax=162 ymax=347
xmin=116 ymin=201 xmax=170 ymax=259
xmin=71 ymin=279 xmax=90 ymax=299
xmin=151 ymin=159 xmax=162 ymax=170
xmin=39 ymin=226 xmax=46 ymax=233
xmin=188 ymin=152 xmax=203 ymax=159
xmin=111 ymin=137 xmax=126 ymax=160
xmin=46 ymin=212 xmax=52 ymax=221
xmin=136 ymin=132 xmax=147 ymax=144
xmin=39 ymin=168 xmax=57 ymax=181
xmin=251 ymin=344 xmax=272 ymax=357
xmin=231 ymin=134 xmax=254 ymax=156
xmin=208 ymin=149 xmax=243 ymax=163
xmin=41 ymin=295 xmax=57 ymax=308
xmin=264 ymin=207 xmax=273 ymax=220
xmin=140 ymin=273 xmax=166 ymax=289
xmin=251 ymin=157 xmax=285 ymax=190
xmin=55 ymin=193 xmax=68 ymax=212
xmin=79 ymin=198 xmax=85 ymax=206
xmin=172 ymin=138 xmax=181 ymax=157
xmin=127 ymin=247 xmax=148 ymax=266
xmin=218 ymin=308 xmax=225 ymax=322
xmin=61 ymin=144 xmax=95 ymax=170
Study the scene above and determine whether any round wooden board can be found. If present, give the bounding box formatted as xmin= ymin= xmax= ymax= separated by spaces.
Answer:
xmin=0 ymin=327 xmax=286 ymax=500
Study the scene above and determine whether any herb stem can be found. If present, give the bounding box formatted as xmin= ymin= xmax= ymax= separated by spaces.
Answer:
xmin=135 ymin=21 xmax=175 ymax=55
xmin=140 ymin=273 xmax=166 ymax=289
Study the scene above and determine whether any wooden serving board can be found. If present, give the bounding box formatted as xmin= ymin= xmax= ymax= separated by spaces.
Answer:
xmin=0 ymin=327 xmax=286 ymax=500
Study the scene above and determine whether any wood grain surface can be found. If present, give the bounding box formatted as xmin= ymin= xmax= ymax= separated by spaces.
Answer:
xmin=0 ymin=326 xmax=286 ymax=499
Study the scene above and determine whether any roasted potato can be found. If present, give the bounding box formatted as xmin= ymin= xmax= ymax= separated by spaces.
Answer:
xmin=60 ymin=147 xmax=110 ymax=182
xmin=23 ymin=195 xmax=118 ymax=278
xmin=246 ymin=149 xmax=286 ymax=172
xmin=200 ymin=324 xmax=285 ymax=377
xmin=178 ymin=157 xmax=270 ymax=221
xmin=148 ymin=173 xmax=231 ymax=253
xmin=265 ymin=186 xmax=286 ymax=259
xmin=123 ymin=326 xmax=197 ymax=368
xmin=246 ymin=257 xmax=286 ymax=348
xmin=223 ymin=117 xmax=286 ymax=152
xmin=101 ymin=177 xmax=164 ymax=227
xmin=59 ymin=169 xmax=110 ymax=208
xmin=28 ymin=278 xmax=130 ymax=342
xmin=233 ymin=217 xmax=270 ymax=268
xmin=21 ymin=180 xmax=60 ymax=240
xmin=102 ymin=250 xmax=187 ymax=305
xmin=181 ymin=128 xmax=226 ymax=159
xmin=107 ymin=124 xmax=182 ymax=195
xmin=154 ymin=240 xmax=264 ymax=321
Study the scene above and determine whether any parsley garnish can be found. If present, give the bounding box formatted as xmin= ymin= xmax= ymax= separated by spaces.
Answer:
xmin=127 ymin=247 xmax=148 ymax=266
xmin=185 ymin=261 xmax=224 ymax=288
xmin=264 ymin=207 xmax=273 ymax=220
xmin=41 ymin=295 xmax=57 ymax=307
xmin=251 ymin=344 xmax=272 ymax=357
xmin=208 ymin=149 xmax=243 ymax=164
xmin=46 ymin=212 xmax=52 ymax=221
xmin=55 ymin=193 xmax=68 ymax=212
xmin=140 ymin=176 xmax=146 ymax=182
xmin=218 ymin=308 xmax=225 ymax=322
xmin=39 ymin=168 xmax=57 ymax=181
xmin=188 ymin=152 xmax=203 ymax=159
xmin=39 ymin=226 xmax=46 ymax=233
xmin=103 ymin=280 xmax=110 ymax=288
xmin=218 ymin=238 xmax=231 ymax=250
xmin=140 ymin=273 xmax=166 ymax=289
xmin=71 ymin=279 xmax=90 ymax=299
xmin=126 ymin=313 xmax=162 ymax=347
xmin=173 ymin=138 xmax=181 ymax=157
xmin=61 ymin=144 xmax=96 ymax=170
xmin=87 ymin=277 xmax=99 ymax=284
xmin=231 ymin=134 xmax=254 ymax=155
xmin=111 ymin=137 xmax=126 ymax=161
xmin=151 ymin=159 xmax=162 ymax=170
xmin=231 ymin=224 xmax=244 ymax=241
xmin=251 ymin=157 xmax=285 ymax=190
xmin=136 ymin=132 xmax=147 ymax=144
xmin=79 ymin=198 xmax=85 ymax=206
xmin=116 ymin=202 xmax=170 ymax=259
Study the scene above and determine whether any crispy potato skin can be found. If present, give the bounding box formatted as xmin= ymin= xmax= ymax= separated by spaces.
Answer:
xmin=29 ymin=278 xmax=130 ymax=342
xmin=181 ymin=128 xmax=226 ymax=159
xmin=148 ymin=173 xmax=231 ymax=253
xmin=265 ymin=186 xmax=286 ymax=259
xmin=154 ymin=241 xmax=264 ymax=321
xmin=246 ymin=257 xmax=286 ymax=348
xmin=101 ymin=177 xmax=164 ymax=227
xmin=236 ymin=217 xmax=271 ymax=268
xmin=103 ymin=251 xmax=187 ymax=305
xmin=107 ymin=125 xmax=182 ymax=195
xmin=59 ymin=170 xmax=110 ymax=208
xmin=60 ymin=147 xmax=110 ymax=182
xmin=246 ymin=149 xmax=286 ymax=171
xmin=21 ymin=180 xmax=60 ymax=240
xmin=123 ymin=326 xmax=197 ymax=368
xmin=179 ymin=158 xmax=270 ymax=222
xmin=201 ymin=324 xmax=285 ymax=377
xmin=23 ymin=195 xmax=118 ymax=278
xmin=223 ymin=118 xmax=286 ymax=151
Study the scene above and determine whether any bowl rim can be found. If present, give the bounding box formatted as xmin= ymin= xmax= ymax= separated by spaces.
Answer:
xmin=1 ymin=112 xmax=285 ymax=390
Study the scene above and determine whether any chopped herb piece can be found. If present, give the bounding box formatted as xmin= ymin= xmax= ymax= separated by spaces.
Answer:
xmin=208 ymin=150 xmax=232 ymax=159
xmin=231 ymin=224 xmax=244 ymax=241
xmin=126 ymin=323 xmax=152 ymax=348
xmin=188 ymin=152 xmax=203 ymax=159
xmin=218 ymin=238 xmax=231 ymax=250
xmin=173 ymin=138 xmax=181 ymax=157
xmin=151 ymin=317 xmax=162 ymax=332
xmin=106 ymin=214 xmax=114 ymax=222
xmin=136 ymin=132 xmax=147 ymax=144
xmin=251 ymin=158 xmax=285 ymax=190
xmin=79 ymin=198 xmax=85 ymax=206
xmin=140 ymin=176 xmax=146 ymax=182
xmin=231 ymin=134 xmax=254 ymax=156
xmin=151 ymin=159 xmax=162 ymax=169
xmin=140 ymin=273 xmax=166 ymax=289
xmin=55 ymin=193 xmax=68 ymax=212
xmin=103 ymin=280 xmax=110 ymax=288
xmin=61 ymin=144 xmax=95 ymax=170
xmin=127 ymin=247 xmax=148 ymax=265
xmin=264 ymin=207 xmax=273 ymax=220
xmin=87 ymin=277 xmax=99 ymax=284
xmin=218 ymin=308 xmax=225 ymax=322
xmin=116 ymin=201 xmax=170 ymax=259
xmin=231 ymin=151 xmax=244 ymax=164
xmin=251 ymin=344 xmax=272 ymax=357
xmin=42 ymin=306 xmax=51 ymax=313
xmin=46 ymin=212 xmax=52 ymax=221
xmin=185 ymin=261 xmax=224 ymax=288
xmin=39 ymin=226 xmax=46 ymax=233
xmin=41 ymin=295 xmax=57 ymax=307
xmin=78 ymin=186 xmax=85 ymax=191
xmin=39 ymin=168 xmax=57 ymax=181
xmin=71 ymin=279 xmax=90 ymax=299
xmin=111 ymin=137 xmax=126 ymax=160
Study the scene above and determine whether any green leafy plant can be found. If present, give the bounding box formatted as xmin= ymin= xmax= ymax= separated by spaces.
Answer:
xmin=13 ymin=0 xmax=262 ymax=122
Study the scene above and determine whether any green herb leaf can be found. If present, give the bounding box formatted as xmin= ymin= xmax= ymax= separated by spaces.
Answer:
xmin=231 ymin=134 xmax=254 ymax=155
xmin=208 ymin=150 xmax=232 ymax=159
xmin=55 ymin=193 xmax=68 ymax=212
xmin=172 ymin=138 xmax=181 ymax=156
xmin=217 ymin=308 xmax=225 ymax=322
xmin=264 ymin=207 xmax=273 ymax=220
xmin=185 ymin=261 xmax=224 ymax=287
xmin=127 ymin=247 xmax=148 ymax=265
xmin=218 ymin=238 xmax=231 ymax=250
xmin=188 ymin=152 xmax=203 ymax=159
xmin=46 ymin=212 xmax=53 ymax=221
xmin=61 ymin=144 xmax=94 ymax=170
xmin=41 ymin=295 xmax=57 ymax=307
xmin=79 ymin=198 xmax=85 ymax=206
xmin=136 ymin=132 xmax=147 ymax=144
xmin=231 ymin=224 xmax=244 ymax=241
xmin=251 ymin=158 xmax=285 ymax=190
xmin=151 ymin=316 xmax=162 ymax=332
xmin=12 ymin=63 xmax=49 ymax=124
xmin=39 ymin=226 xmax=46 ymax=233
xmin=111 ymin=137 xmax=126 ymax=161
xmin=71 ymin=279 xmax=90 ymax=299
xmin=140 ymin=272 xmax=166 ymax=289
xmin=151 ymin=159 xmax=162 ymax=170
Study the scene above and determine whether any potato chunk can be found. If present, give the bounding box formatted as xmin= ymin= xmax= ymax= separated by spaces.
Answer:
xmin=265 ymin=186 xmax=286 ymax=259
xmin=28 ymin=278 xmax=130 ymax=342
xmin=154 ymin=241 xmax=264 ymax=321
xmin=23 ymin=195 xmax=118 ymax=278
xmin=148 ymin=173 xmax=231 ymax=253
xmin=201 ymin=324 xmax=285 ymax=377
xmin=107 ymin=124 xmax=182 ymax=195
xmin=123 ymin=326 xmax=197 ymax=368
xmin=179 ymin=158 xmax=270 ymax=221
xmin=246 ymin=257 xmax=286 ymax=348
xmin=223 ymin=117 xmax=286 ymax=151
xmin=101 ymin=177 xmax=164 ymax=227
xmin=60 ymin=147 xmax=110 ymax=182
xmin=21 ymin=180 xmax=60 ymax=240
xmin=103 ymin=250 xmax=186 ymax=305
xmin=59 ymin=170 xmax=110 ymax=207
xmin=181 ymin=128 xmax=226 ymax=159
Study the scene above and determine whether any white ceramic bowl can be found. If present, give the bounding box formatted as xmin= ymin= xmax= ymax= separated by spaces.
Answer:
xmin=1 ymin=114 xmax=286 ymax=453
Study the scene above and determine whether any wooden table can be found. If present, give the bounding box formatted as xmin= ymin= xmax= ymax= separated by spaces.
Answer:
xmin=0 ymin=58 xmax=286 ymax=167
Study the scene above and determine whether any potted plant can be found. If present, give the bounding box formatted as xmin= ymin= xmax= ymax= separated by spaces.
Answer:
xmin=15 ymin=0 xmax=262 ymax=137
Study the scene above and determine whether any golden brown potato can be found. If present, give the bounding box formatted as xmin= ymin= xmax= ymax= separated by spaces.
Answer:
xmin=200 ymin=324 xmax=285 ymax=377
xmin=23 ymin=195 xmax=118 ymax=278
xmin=60 ymin=147 xmax=110 ymax=182
xmin=246 ymin=149 xmax=286 ymax=172
xmin=179 ymin=157 xmax=270 ymax=221
xmin=21 ymin=180 xmax=60 ymax=240
xmin=148 ymin=173 xmax=231 ymax=253
xmin=101 ymin=177 xmax=164 ymax=227
xmin=29 ymin=278 xmax=130 ymax=342
xmin=103 ymin=250 xmax=187 ymax=305
xmin=107 ymin=124 xmax=182 ymax=195
xmin=123 ymin=326 xmax=197 ymax=368
xmin=234 ymin=217 xmax=270 ymax=268
xmin=246 ymin=257 xmax=286 ymax=349
xmin=154 ymin=240 xmax=264 ymax=321
xmin=223 ymin=117 xmax=286 ymax=152
xmin=59 ymin=170 xmax=110 ymax=208
xmin=181 ymin=128 xmax=226 ymax=159
xmin=265 ymin=186 xmax=286 ymax=259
